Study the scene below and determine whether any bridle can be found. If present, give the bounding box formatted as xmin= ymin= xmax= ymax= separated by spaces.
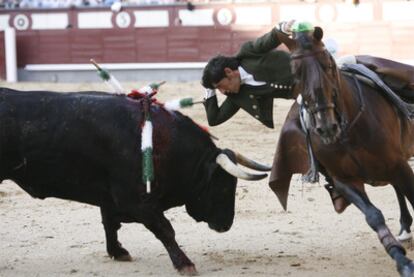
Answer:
xmin=292 ymin=47 xmax=349 ymax=133
xmin=290 ymin=48 xmax=326 ymax=60
xmin=292 ymin=47 xmax=365 ymax=140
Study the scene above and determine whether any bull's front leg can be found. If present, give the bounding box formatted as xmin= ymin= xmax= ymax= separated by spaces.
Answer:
xmin=100 ymin=206 xmax=132 ymax=261
xmin=334 ymin=179 xmax=414 ymax=277
xmin=141 ymin=211 xmax=197 ymax=276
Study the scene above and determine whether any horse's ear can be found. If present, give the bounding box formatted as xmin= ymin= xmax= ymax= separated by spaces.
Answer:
xmin=313 ymin=27 xmax=323 ymax=41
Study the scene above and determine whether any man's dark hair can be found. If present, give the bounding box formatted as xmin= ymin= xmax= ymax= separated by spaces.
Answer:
xmin=202 ymin=55 xmax=240 ymax=89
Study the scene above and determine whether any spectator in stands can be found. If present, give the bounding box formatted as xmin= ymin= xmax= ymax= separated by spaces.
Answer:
xmin=127 ymin=0 xmax=175 ymax=4
xmin=104 ymin=0 xmax=116 ymax=5
xmin=58 ymin=0 xmax=83 ymax=7
xmin=3 ymin=0 xmax=20 ymax=8
xmin=18 ymin=0 xmax=34 ymax=8
xmin=41 ymin=0 xmax=60 ymax=8
xmin=1 ymin=0 xmax=186 ymax=8
xmin=68 ymin=0 xmax=85 ymax=7
xmin=18 ymin=0 xmax=86 ymax=8
xmin=87 ymin=0 xmax=104 ymax=6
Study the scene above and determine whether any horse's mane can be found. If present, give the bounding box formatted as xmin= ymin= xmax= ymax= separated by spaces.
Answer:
xmin=294 ymin=33 xmax=326 ymax=96
xmin=296 ymin=32 xmax=313 ymax=51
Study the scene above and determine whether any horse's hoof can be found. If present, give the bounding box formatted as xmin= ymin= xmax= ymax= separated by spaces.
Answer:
xmin=178 ymin=265 xmax=198 ymax=276
xmin=114 ymin=254 xmax=133 ymax=262
xmin=398 ymin=230 xmax=413 ymax=242
xmin=332 ymin=196 xmax=350 ymax=214
xmin=398 ymin=261 xmax=414 ymax=277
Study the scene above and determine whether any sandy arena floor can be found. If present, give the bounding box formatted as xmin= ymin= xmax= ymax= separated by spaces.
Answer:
xmin=0 ymin=81 xmax=412 ymax=277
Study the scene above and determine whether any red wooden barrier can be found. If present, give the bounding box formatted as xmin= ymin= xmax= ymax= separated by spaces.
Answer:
xmin=0 ymin=2 xmax=413 ymax=69
xmin=0 ymin=31 xmax=5 ymax=80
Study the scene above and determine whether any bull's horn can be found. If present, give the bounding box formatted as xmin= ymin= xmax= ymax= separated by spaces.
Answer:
xmin=235 ymin=152 xmax=272 ymax=172
xmin=216 ymin=153 xmax=267 ymax=181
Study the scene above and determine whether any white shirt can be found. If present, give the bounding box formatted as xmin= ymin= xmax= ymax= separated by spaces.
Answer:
xmin=238 ymin=66 xmax=266 ymax=86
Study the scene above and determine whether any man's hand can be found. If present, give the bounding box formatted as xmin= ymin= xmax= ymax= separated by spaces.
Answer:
xmin=275 ymin=20 xmax=296 ymax=51
xmin=278 ymin=20 xmax=296 ymax=36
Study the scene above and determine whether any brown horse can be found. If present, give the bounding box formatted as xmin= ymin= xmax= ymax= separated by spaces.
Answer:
xmin=279 ymin=26 xmax=414 ymax=276
xmin=269 ymin=56 xmax=414 ymax=239
xmin=269 ymin=98 xmax=414 ymax=241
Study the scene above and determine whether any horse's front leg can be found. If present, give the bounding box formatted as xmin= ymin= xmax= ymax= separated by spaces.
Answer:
xmin=393 ymin=186 xmax=413 ymax=242
xmin=334 ymin=179 xmax=414 ymax=277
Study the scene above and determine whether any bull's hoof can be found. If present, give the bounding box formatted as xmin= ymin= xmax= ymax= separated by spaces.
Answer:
xmin=114 ymin=253 xmax=133 ymax=262
xmin=398 ymin=261 xmax=414 ymax=277
xmin=109 ymin=247 xmax=132 ymax=262
xmin=178 ymin=265 xmax=198 ymax=276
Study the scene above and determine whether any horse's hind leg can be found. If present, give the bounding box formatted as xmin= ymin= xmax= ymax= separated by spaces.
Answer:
xmin=334 ymin=179 xmax=414 ymax=276
xmin=393 ymin=186 xmax=413 ymax=242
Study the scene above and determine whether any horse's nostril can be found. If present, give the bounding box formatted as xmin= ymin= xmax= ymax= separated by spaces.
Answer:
xmin=332 ymin=124 xmax=338 ymax=131
xmin=316 ymin=127 xmax=324 ymax=135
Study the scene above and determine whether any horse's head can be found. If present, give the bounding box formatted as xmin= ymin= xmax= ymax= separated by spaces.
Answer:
xmin=290 ymin=24 xmax=342 ymax=144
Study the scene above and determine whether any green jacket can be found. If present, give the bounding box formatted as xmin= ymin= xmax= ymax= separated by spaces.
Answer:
xmin=204 ymin=27 xmax=294 ymax=129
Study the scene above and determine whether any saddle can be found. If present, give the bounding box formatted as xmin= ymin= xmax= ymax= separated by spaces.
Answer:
xmin=356 ymin=55 xmax=414 ymax=102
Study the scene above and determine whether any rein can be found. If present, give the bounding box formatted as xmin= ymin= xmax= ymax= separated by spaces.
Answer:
xmin=291 ymin=48 xmax=326 ymax=60
xmin=293 ymin=47 xmax=366 ymax=138
xmin=341 ymin=73 xmax=365 ymax=135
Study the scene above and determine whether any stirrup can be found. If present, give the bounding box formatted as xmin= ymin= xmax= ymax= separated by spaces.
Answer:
xmin=302 ymin=169 xmax=319 ymax=183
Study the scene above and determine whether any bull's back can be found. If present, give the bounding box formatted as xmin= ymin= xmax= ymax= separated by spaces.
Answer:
xmin=0 ymin=87 xmax=216 ymax=208
xmin=1 ymin=88 xmax=140 ymax=159
xmin=0 ymin=88 xmax=143 ymax=204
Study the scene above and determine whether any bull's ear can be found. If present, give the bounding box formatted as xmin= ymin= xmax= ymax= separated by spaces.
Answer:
xmin=313 ymin=27 xmax=323 ymax=41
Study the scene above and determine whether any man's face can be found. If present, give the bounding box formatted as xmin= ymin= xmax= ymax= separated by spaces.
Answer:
xmin=213 ymin=68 xmax=241 ymax=95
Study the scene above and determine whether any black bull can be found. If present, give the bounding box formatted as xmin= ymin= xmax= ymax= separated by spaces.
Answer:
xmin=0 ymin=88 xmax=269 ymax=275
